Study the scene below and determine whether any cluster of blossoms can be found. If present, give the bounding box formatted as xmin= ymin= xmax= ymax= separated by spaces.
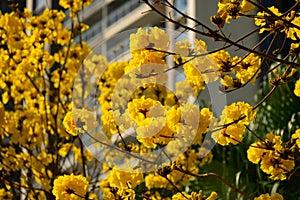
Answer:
xmin=59 ymin=0 xmax=93 ymax=19
xmin=210 ymin=0 xmax=300 ymax=198
xmin=247 ymin=133 xmax=296 ymax=180
xmin=55 ymin=0 xmax=300 ymax=196
xmin=253 ymin=5 xmax=300 ymax=96
xmin=0 ymin=0 xmax=99 ymax=199
xmin=1 ymin=0 xmax=300 ymax=199
xmin=211 ymin=0 xmax=255 ymax=27
xmin=211 ymin=51 xmax=261 ymax=90
xmin=90 ymin=27 xmax=218 ymax=199
xmin=255 ymin=6 xmax=300 ymax=40
xmin=254 ymin=193 xmax=284 ymax=200
xmin=212 ymin=102 xmax=256 ymax=145
xmin=58 ymin=24 xmax=263 ymax=198
xmin=52 ymin=174 xmax=89 ymax=200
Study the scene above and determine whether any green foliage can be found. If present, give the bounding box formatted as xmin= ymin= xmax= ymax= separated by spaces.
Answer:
xmin=255 ymin=62 xmax=300 ymax=138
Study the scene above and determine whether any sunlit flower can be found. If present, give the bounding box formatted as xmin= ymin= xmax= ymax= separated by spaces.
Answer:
xmin=254 ymin=193 xmax=283 ymax=200
xmin=294 ymin=78 xmax=300 ymax=97
xmin=52 ymin=174 xmax=89 ymax=200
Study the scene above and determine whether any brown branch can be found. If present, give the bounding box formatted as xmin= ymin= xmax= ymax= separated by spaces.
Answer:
xmin=174 ymin=166 xmax=252 ymax=200
xmin=142 ymin=0 xmax=300 ymax=68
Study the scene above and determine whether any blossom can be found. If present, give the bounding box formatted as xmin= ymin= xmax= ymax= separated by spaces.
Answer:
xmin=255 ymin=6 xmax=284 ymax=34
xmin=145 ymin=173 xmax=169 ymax=189
xmin=211 ymin=51 xmax=261 ymax=89
xmin=248 ymin=133 xmax=295 ymax=180
xmin=63 ymin=109 xmax=97 ymax=136
xmin=211 ymin=0 xmax=255 ymax=27
xmin=128 ymin=97 xmax=163 ymax=126
xmin=130 ymin=27 xmax=170 ymax=55
xmin=212 ymin=102 xmax=256 ymax=145
xmin=63 ymin=111 xmax=77 ymax=136
xmin=59 ymin=0 xmax=93 ymax=19
xmin=108 ymin=168 xmax=143 ymax=189
xmin=294 ymin=78 xmax=300 ymax=97
xmin=254 ymin=193 xmax=283 ymax=200
xmin=292 ymin=129 xmax=300 ymax=149
xmin=0 ymin=189 xmax=13 ymax=200
xmin=100 ymin=168 xmax=142 ymax=199
xmin=183 ymin=62 xmax=206 ymax=94
xmin=52 ymin=174 xmax=89 ymax=200
xmin=172 ymin=190 xmax=217 ymax=200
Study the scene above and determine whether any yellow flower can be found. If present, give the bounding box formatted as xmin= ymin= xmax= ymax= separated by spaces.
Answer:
xmin=145 ymin=173 xmax=169 ymax=189
xmin=247 ymin=133 xmax=282 ymax=163
xmin=63 ymin=109 xmax=97 ymax=136
xmin=248 ymin=133 xmax=295 ymax=180
xmin=56 ymin=26 xmax=71 ymax=45
xmin=211 ymin=51 xmax=261 ymax=89
xmin=172 ymin=190 xmax=217 ymax=200
xmin=294 ymin=78 xmax=300 ymax=97
xmin=174 ymin=39 xmax=192 ymax=57
xmin=221 ymin=75 xmax=235 ymax=88
xmin=107 ymin=168 xmax=143 ymax=190
xmin=183 ymin=62 xmax=206 ymax=94
xmin=211 ymin=0 xmax=254 ymax=27
xmin=128 ymin=97 xmax=162 ymax=126
xmin=175 ymin=80 xmax=197 ymax=102
xmin=58 ymin=143 xmax=73 ymax=157
xmin=2 ymin=91 xmax=9 ymax=104
xmin=212 ymin=102 xmax=256 ymax=145
xmin=255 ymin=6 xmax=284 ymax=34
xmin=235 ymin=53 xmax=261 ymax=85
xmin=75 ymin=23 xmax=90 ymax=33
xmin=52 ymin=174 xmax=89 ymax=200
xmin=290 ymin=43 xmax=300 ymax=54
xmin=0 ymin=189 xmax=13 ymax=200
xmin=254 ymin=193 xmax=283 ymax=200
xmin=286 ymin=15 xmax=300 ymax=40
xmin=63 ymin=111 xmax=77 ymax=136
xmin=198 ymin=108 xmax=214 ymax=135
xmin=59 ymin=0 xmax=93 ymax=19
xmin=292 ymin=129 xmax=300 ymax=149
xmin=130 ymin=27 xmax=170 ymax=55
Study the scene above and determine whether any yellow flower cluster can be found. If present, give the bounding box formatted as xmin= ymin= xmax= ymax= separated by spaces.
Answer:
xmin=0 ymin=2 xmax=98 ymax=198
xmin=255 ymin=6 xmax=283 ymax=34
xmin=100 ymin=168 xmax=143 ymax=199
xmin=130 ymin=27 xmax=170 ymax=56
xmin=291 ymin=129 xmax=300 ymax=149
xmin=59 ymin=0 xmax=93 ymax=19
xmin=52 ymin=174 xmax=89 ymax=200
xmin=97 ymin=27 xmax=216 ymax=152
xmin=247 ymin=133 xmax=295 ymax=180
xmin=255 ymin=6 xmax=300 ymax=42
xmin=63 ymin=109 xmax=97 ymax=136
xmin=212 ymin=102 xmax=256 ymax=145
xmin=98 ymin=61 xmax=128 ymax=136
xmin=294 ymin=78 xmax=300 ymax=97
xmin=0 ymin=189 xmax=13 ymax=200
xmin=254 ymin=193 xmax=284 ymax=200
xmin=211 ymin=0 xmax=255 ymax=27
xmin=4 ymin=0 xmax=292 ymax=196
xmin=144 ymin=148 xmax=213 ymax=192
xmin=173 ymin=38 xmax=218 ymax=94
xmin=172 ymin=190 xmax=218 ymax=200
xmin=211 ymin=51 xmax=261 ymax=90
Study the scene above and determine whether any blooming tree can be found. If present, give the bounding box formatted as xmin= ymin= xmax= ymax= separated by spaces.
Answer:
xmin=0 ymin=0 xmax=299 ymax=200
